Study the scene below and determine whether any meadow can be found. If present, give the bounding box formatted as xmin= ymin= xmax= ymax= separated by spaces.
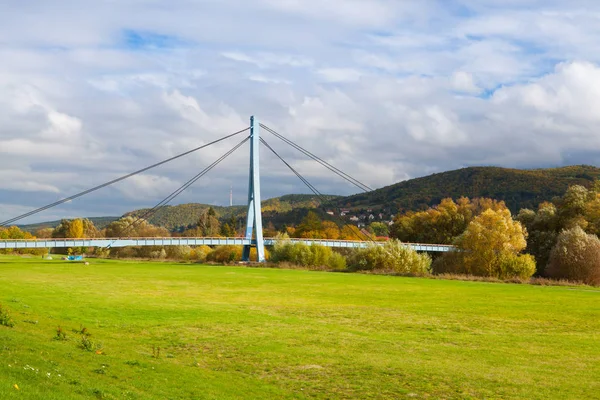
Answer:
xmin=0 ymin=256 xmax=599 ymax=399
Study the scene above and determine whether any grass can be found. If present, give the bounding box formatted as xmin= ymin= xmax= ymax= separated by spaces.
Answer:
xmin=0 ymin=256 xmax=599 ymax=399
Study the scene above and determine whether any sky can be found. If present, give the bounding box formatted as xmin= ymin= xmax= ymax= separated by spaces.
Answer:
xmin=3 ymin=0 xmax=600 ymax=223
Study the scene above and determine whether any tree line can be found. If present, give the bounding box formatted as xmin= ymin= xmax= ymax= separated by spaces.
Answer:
xmin=2 ymin=182 xmax=600 ymax=285
xmin=390 ymin=184 xmax=600 ymax=285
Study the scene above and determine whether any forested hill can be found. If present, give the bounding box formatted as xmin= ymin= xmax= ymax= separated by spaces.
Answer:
xmin=126 ymin=194 xmax=341 ymax=231
xmin=334 ymin=165 xmax=600 ymax=213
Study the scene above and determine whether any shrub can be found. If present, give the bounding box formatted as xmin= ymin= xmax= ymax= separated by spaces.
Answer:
xmin=165 ymin=245 xmax=192 ymax=260
xmin=207 ymin=246 xmax=243 ymax=263
xmin=347 ymin=240 xmax=431 ymax=276
xmin=270 ymin=241 xmax=346 ymax=270
xmin=546 ymin=227 xmax=600 ymax=285
xmin=497 ymin=253 xmax=537 ymax=280
xmin=190 ymin=245 xmax=213 ymax=262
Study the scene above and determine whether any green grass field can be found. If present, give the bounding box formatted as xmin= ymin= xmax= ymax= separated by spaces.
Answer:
xmin=0 ymin=256 xmax=599 ymax=399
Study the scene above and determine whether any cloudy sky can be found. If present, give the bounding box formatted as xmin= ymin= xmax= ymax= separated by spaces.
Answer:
xmin=2 ymin=0 xmax=600 ymax=223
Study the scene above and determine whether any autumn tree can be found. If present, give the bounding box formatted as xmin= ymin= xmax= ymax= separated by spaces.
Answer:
xmin=105 ymin=217 xmax=168 ymax=238
xmin=546 ymin=226 xmax=600 ymax=285
xmin=53 ymin=219 xmax=100 ymax=239
xmin=34 ymin=228 xmax=54 ymax=239
xmin=369 ymin=222 xmax=389 ymax=237
xmin=294 ymin=211 xmax=323 ymax=238
xmin=0 ymin=226 xmax=46 ymax=255
xmin=321 ymin=221 xmax=340 ymax=239
xmin=434 ymin=208 xmax=535 ymax=279
xmin=196 ymin=207 xmax=220 ymax=237
xmin=391 ymin=197 xmax=507 ymax=244
xmin=339 ymin=225 xmax=363 ymax=240
xmin=518 ymin=184 xmax=600 ymax=275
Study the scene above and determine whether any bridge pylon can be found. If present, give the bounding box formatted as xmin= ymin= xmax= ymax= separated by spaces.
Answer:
xmin=242 ymin=116 xmax=266 ymax=262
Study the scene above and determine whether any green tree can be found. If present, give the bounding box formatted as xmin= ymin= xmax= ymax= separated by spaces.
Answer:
xmin=369 ymin=222 xmax=389 ymax=237
xmin=220 ymin=222 xmax=235 ymax=237
xmin=197 ymin=209 xmax=220 ymax=237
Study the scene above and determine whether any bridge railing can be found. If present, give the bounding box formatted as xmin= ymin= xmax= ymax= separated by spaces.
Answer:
xmin=0 ymin=237 xmax=455 ymax=252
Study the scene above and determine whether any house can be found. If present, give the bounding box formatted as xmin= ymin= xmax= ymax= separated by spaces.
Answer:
xmin=349 ymin=216 xmax=359 ymax=222
xmin=340 ymin=209 xmax=350 ymax=216
xmin=368 ymin=214 xmax=375 ymax=220
xmin=326 ymin=210 xmax=334 ymax=216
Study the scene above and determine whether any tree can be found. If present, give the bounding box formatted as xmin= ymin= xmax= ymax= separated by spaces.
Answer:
xmin=294 ymin=211 xmax=323 ymax=238
xmin=369 ymin=222 xmax=389 ymax=237
xmin=339 ymin=225 xmax=362 ymax=240
xmin=67 ymin=219 xmax=84 ymax=239
xmin=390 ymin=197 xmax=507 ymax=244
xmin=220 ymin=222 xmax=235 ymax=237
xmin=546 ymin=227 xmax=600 ymax=285
xmin=34 ymin=228 xmax=54 ymax=239
xmin=53 ymin=219 xmax=100 ymax=239
xmin=197 ymin=209 xmax=220 ymax=237
xmin=434 ymin=208 xmax=534 ymax=279
xmin=0 ymin=226 xmax=45 ymax=255
xmin=322 ymin=221 xmax=340 ymax=239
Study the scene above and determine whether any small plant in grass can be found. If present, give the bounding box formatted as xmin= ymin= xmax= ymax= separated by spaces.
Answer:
xmin=0 ymin=304 xmax=15 ymax=328
xmin=152 ymin=345 xmax=161 ymax=359
xmin=54 ymin=326 xmax=68 ymax=341
xmin=74 ymin=325 xmax=90 ymax=336
xmin=79 ymin=333 xmax=101 ymax=352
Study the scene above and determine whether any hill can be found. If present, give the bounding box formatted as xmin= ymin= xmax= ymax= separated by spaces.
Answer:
xmin=126 ymin=194 xmax=341 ymax=231
xmin=18 ymin=216 xmax=119 ymax=233
xmin=16 ymin=165 xmax=600 ymax=233
xmin=334 ymin=165 xmax=600 ymax=213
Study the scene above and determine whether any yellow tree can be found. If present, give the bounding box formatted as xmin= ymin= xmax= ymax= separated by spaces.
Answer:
xmin=454 ymin=208 xmax=529 ymax=277
xmin=67 ymin=219 xmax=84 ymax=238
xmin=322 ymin=221 xmax=340 ymax=239
xmin=339 ymin=225 xmax=362 ymax=240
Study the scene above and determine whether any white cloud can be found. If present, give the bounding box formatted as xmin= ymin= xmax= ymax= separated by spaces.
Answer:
xmin=451 ymin=71 xmax=480 ymax=94
xmin=317 ymin=68 xmax=363 ymax=82
xmin=3 ymin=1 xmax=600 ymax=221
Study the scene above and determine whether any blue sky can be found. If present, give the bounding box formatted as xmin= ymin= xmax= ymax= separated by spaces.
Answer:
xmin=2 ymin=0 xmax=600 ymax=223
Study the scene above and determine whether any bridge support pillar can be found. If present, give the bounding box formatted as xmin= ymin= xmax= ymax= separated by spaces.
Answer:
xmin=242 ymin=116 xmax=266 ymax=262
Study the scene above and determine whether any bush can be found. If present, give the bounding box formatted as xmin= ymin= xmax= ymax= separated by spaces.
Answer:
xmin=190 ymin=245 xmax=213 ymax=262
xmin=497 ymin=253 xmax=537 ymax=280
xmin=165 ymin=245 xmax=192 ymax=260
xmin=207 ymin=246 xmax=243 ymax=263
xmin=546 ymin=227 xmax=600 ymax=285
xmin=347 ymin=240 xmax=431 ymax=276
xmin=270 ymin=241 xmax=346 ymax=270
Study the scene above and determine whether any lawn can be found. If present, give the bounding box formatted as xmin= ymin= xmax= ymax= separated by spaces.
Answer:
xmin=0 ymin=256 xmax=599 ymax=399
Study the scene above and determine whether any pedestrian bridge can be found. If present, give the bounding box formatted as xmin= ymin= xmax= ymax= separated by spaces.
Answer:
xmin=0 ymin=237 xmax=454 ymax=252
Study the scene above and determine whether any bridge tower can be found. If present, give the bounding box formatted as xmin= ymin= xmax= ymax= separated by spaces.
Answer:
xmin=242 ymin=116 xmax=266 ymax=262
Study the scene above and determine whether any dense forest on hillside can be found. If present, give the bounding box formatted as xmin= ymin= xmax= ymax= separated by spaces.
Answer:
xmin=17 ymin=166 xmax=600 ymax=232
xmin=334 ymin=165 xmax=600 ymax=213
xmin=18 ymin=195 xmax=340 ymax=233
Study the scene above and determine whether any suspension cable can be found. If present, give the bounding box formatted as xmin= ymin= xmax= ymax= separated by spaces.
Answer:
xmin=260 ymin=124 xmax=373 ymax=192
xmin=0 ymin=127 xmax=250 ymax=227
xmin=260 ymin=137 xmax=374 ymax=243
xmin=108 ymin=136 xmax=250 ymax=243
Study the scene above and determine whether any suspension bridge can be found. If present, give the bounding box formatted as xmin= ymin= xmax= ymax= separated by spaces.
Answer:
xmin=0 ymin=116 xmax=454 ymax=260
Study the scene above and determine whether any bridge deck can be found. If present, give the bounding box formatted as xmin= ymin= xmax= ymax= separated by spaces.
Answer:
xmin=0 ymin=237 xmax=454 ymax=252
